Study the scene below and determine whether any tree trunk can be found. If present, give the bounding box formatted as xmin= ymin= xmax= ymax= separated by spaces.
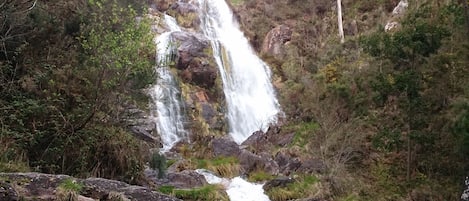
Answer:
xmin=337 ymin=0 xmax=345 ymax=43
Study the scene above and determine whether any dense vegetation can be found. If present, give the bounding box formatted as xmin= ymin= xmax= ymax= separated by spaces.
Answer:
xmin=233 ymin=0 xmax=469 ymax=200
xmin=0 ymin=0 xmax=155 ymax=183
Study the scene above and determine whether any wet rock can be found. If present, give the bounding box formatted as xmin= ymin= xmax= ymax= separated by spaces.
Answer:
xmin=212 ymin=137 xmax=241 ymax=157
xmin=261 ymin=25 xmax=292 ymax=59
xmin=0 ymin=172 xmax=181 ymax=201
xmin=168 ymin=2 xmax=200 ymax=28
xmin=263 ymin=177 xmax=295 ymax=192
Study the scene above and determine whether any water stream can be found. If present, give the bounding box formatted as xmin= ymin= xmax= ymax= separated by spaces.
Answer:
xmin=149 ymin=15 xmax=187 ymax=152
xmin=197 ymin=0 xmax=281 ymax=144
xmin=196 ymin=169 xmax=270 ymax=201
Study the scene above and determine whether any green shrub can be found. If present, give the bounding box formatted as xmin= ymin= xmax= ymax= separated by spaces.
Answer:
xmin=150 ymin=153 xmax=167 ymax=179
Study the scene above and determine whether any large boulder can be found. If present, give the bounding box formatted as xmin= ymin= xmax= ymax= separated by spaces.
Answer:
xmin=147 ymin=169 xmax=208 ymax=189
xmin=211 ymin=137 xmax=241 ymax=157
xmin=239 ymin=150 xmax=279 ymax=175
xmin=261 ymin=25 xmax=292 ymax=59
xmin=0 ymin=172 xmax=181 ymax=201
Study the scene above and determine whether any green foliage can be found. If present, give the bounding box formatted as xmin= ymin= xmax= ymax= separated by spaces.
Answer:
xmin=453 ymin=104 xmax=469 ymax=156
xmin=59 ymin=179 xmax=83 ymax=193
xmin=290 ymin=122 xmax=319 ymax=148
xmin=196 ymin=157 xmax=240 ymax=178
xmin=247 ymin=170 xmax=275 ymax=182
xmin=150 ymin=153 xmax=167 ymax=179
xmin=0 ymin=0 xmax=153 ymax=184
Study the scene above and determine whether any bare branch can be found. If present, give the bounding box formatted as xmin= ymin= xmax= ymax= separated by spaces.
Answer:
xmin=27 ymin=0 xmax=36 ymax=11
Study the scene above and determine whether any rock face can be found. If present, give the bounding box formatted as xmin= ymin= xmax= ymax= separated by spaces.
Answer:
xmin=167 ymin=30 xmax=226 ymax=136
xmin=168 ymin=2 xmax=200 ymax=29
xmin=261 ymin=25 xmax=292 ymax=59
xmin=0 ymin=172 xmax=180 ymax=201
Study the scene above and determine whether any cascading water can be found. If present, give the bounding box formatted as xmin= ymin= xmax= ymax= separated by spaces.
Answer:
xmin=196 ymin=169 xmax=271 ymax=201
xmin=149 ymin=15 xmax=187 ymax=152
xmin=197 ymin=0 xmax=281 ymax=144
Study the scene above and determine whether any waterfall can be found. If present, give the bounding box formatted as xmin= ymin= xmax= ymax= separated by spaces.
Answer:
xmin=197 ymin=0 xmax=281 ymax=144
xmin=149 ymin=15 xmax=187 ymax=152
xmin=196 ymin=169 xmax=270 ymax=201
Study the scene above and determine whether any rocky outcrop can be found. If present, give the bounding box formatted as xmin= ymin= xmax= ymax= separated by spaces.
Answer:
xmin=169 ymin=31 xmax=226 ymax=136
xmin=239 ymin=150 xmax=279 ymax=175
xmin=261 ymin=25 xmax=292 ymax=59
xmin=0 ymin=172 xmax=180 ymax=201
xmin=151 ymin=0 xmax=178 ymax=12
xmin=167 ymin=2 xmax=200 ymax=29
xmin=242 ymin=125 xmax=294 ymax=152
xmin=171 ymin=31 xmax=218 ymax=89
xmin=385 ymin=0 xmax=408 ymax=31
xmin=125 ymin=105 xmax=161 ymax=146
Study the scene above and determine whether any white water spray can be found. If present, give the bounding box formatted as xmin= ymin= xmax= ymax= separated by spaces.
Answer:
xmin=149 ymin=15 xmax=186 ymax=152
xmin=197 ymin=0 xmax=281 ymax=144
xmin=196 ymin=169 xmax=270 ymax=201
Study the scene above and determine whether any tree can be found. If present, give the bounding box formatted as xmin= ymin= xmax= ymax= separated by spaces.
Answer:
xmin=337 ymin=0 xmax=345 ymax=43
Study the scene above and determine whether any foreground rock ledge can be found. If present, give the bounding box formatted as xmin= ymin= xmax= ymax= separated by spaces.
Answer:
xmin=0 ymin=172 xmax=180 ymax=201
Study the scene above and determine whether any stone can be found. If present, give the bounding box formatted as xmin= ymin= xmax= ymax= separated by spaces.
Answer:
xmin=211 ymin=137 xmax=241 ymax=157
xmin=263 ymin=177 xmax=295 ymax=192
xmin=170 ymin=32 xmax=218 ymax=89
xmin=274 ymin=151 xmax=301 ymax=175
xmin=0 ymin=172 xmax=181 ymax=201
xmin=152 ymin=0 xmax=178 ymax=12
xmin=168 ymin=2 xmax=200 ymax=28
xmin=165 ymin=170 xmax=208 ymax=189
xmin=239 ymin=150 xmax=279 ymax=175
xmin=261 ymin=25 xmax=292 ymax=59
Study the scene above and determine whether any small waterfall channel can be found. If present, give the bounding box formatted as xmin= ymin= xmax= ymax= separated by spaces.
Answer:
xmin=197 ymin=0 xmax=281 ymax=144
xmin=149 ymin=15 xmax=187 ymax=152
